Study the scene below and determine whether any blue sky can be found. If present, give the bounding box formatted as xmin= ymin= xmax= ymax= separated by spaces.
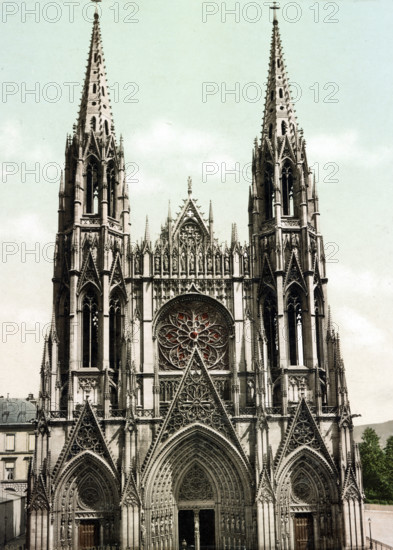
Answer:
xmin=0 ymin=0 xmax=392 ymax=425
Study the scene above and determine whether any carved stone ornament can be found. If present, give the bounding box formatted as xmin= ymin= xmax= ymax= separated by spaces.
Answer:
xmin=178 ymin=463 xmax=214 ymax=501
xmin=157 ymin=301 xmax=229 ymax=370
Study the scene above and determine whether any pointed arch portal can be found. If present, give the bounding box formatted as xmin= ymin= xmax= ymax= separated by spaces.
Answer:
xmin=275 ymin=450 xmax=340 ymax=550
xmin=54 ymin=453 xmax=120 ymax=549
xmin=144 ymin=427 xmax=254 ymax=550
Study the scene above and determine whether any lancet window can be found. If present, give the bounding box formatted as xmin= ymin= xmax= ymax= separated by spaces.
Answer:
xmin=264 ymin=164 xmax=275 ymax=220
xmin=82 ymin=290 xmax=99 ymax=368
xmin=282 ymin=162 xmax=294 ymax=216
xmin=314 ymin=294 xmax=324 ymax=368
xmin=263 ymin=293 xmax=278 ymax=369
xmin=109 ymin=294 xmax=122 ymax=370
xmin=106 ymin=161 xmax=116 ymax=218
xmin=86 ymin=159 xmax=99 ymax=215
xmin=287 ymin=289 xmax=304 ymax=366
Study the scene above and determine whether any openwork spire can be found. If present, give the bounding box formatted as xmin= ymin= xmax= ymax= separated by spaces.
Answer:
xmin=262 ymin=14 xmax=298 ymax=142
xmin=77 ymin=11 xmax=115 ymax=137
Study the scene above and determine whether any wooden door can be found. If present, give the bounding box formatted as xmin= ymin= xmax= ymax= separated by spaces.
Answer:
xmin=79 ymin=521 xmax=99 ymax=549
xmin=294 ymin=514 xmax=314 ymax=550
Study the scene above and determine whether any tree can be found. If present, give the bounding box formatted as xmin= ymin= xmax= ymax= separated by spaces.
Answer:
xmin=384 ymin=436 xmax=393 ymax=500
xmin=359 ymin=428 xmax=386 ymax=500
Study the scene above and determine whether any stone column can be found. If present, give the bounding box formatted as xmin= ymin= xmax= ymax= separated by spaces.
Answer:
xmin=194 ymin=509 xmax=200 ymax=550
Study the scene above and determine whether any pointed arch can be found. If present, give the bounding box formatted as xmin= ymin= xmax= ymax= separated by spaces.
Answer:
xmin=282 ymin=160 xmax=294 ymax=216
xmin=314 ymin=288 xmax=324 ymax=369
xmin=85 ymin=157 xmax=100 ymax=214
xmin=106 ymin=160 xmax=116 ymax=217
xmin=82 ymin=286 xmax=99 ymax=368
xmin=286 ymin=285 xmax=305 ymax=366
xmin=262 ymin=291 xmax=278 ymax=369
xmin=53 ymin=452 xmax=120 ymax=548
xmin=109 ymin=290 xmax=123 ymax=371
xmin=143 ymin=425 xmax=253 ymax=550
xmin=264 ymin=162 xmax=274 ymax=220
xmin=276 ymin=448 xmax=340 ymax=550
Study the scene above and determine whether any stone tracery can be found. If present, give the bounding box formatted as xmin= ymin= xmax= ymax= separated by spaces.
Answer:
xmin=157 ymin=301 xmax=229 ymax=370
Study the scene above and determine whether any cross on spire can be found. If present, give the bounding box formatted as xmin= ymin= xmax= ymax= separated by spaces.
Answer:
xmin=270 ymin=1 xmax=280 ymax=23
xmin=187 ymin=176 xmax=192 ymax=196
xmin=91 ymin=0 xmax=102 ymax=15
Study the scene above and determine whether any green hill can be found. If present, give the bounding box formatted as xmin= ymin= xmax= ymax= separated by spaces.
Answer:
xmin=353 ymin=420 xmax=393 ymax=447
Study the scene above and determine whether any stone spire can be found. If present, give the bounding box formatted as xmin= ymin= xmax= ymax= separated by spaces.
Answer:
xmin=262 ymin=11 xmax=298 ymax=143
xmin=77 ymin=10 xmax=114 ymax=137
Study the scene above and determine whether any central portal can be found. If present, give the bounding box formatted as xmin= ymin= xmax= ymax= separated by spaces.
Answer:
xmin=178 ymin=509 xmax=215 ymax=550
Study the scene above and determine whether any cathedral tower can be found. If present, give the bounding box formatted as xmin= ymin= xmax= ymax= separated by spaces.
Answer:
xmin=28 ymin=9 xmax=365 ymax=550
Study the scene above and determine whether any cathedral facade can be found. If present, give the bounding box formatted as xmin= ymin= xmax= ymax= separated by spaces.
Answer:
xmin=27 ymin=9 xmax=366 ymax=550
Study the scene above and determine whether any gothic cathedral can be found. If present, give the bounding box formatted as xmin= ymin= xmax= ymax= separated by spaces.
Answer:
xmin=27 ymin=10 xmax=366 ymax=550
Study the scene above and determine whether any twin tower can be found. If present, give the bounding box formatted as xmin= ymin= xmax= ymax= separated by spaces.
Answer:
xmin=27 ymin=10 xmax=366 ymax=550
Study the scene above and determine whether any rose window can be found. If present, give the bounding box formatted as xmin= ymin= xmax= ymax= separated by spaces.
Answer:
xmin=157 ymin=301 xmax=229 ymax=370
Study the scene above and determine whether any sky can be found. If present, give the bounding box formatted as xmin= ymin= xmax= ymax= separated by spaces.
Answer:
xmin=0 ymin=0 xmax=392 ymax=426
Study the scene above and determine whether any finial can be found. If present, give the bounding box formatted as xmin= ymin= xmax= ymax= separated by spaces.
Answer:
xmin=144 ymin=216 xmax=150 ymax=243
xmin=209 ymin=200 xmax=213 ymax=223
xmin=59 ymin=170 xmax=64 ymax=195
xmin=187 ymin=176 xmax=192 ymax=196
xmin=270 ymin=1 xmax=280 ymax=24
xmin=168 ymin=201 xmax=172 ymax=221
xmin=91 ymin=0 xmax=101 ymax=17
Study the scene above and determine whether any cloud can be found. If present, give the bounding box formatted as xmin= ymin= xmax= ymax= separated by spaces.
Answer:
xmin=336 ymin=305 xmax=386 ymax=347
xmin=330 ymin=264 xmax=393 ymax=298
xmin=307 ymin=130 xmax=393 ymax=168
xmin=125 ymin=120 xmax=243 ymax=196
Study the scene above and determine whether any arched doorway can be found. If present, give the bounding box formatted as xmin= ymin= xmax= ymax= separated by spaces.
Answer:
xmin=177 ymin=463 xmax=216 ymax=550
xmin=144 ymin=427 xmax=254 ymax=550
xmin=276 ymin=451 xmax=340 ymax=550
xmin=53 ymin=453 xmax=120 ymax=549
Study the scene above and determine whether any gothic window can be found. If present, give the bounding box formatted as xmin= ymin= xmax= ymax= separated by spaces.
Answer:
xmin=86 ymin=159 xmax=99 ymax=215
xmin=92 ymin=83 xmax=97 ymax=94
xmin=270 ymin=90 xmax=274 ymax=100
xmin=314 ymin=294 xmax=324 ymax=368
xmin=263 ymin=294 xmax=278 ymax=369
xmin=277 ymin=59 xmax=281 ymax=67
xmin=281 ymin=121 xmax=287 ymax=136
xmin=282 ymin=162 xmax=294 ymax=216
xmin=268 ymin=124 xmax=273 ymax=139
xmin=287 ymin=290 xmax=304 ymax=365
xmin=157 ymin=301 xmax=229 ymax=370
xmin=91 ymin=116 xmax=96 ymax=131
xmin=264 ymin=164 xmax=274 ymax=220
xmin=279 ymin=88 xmax=283 ymax=98
xmin=82 ymin=290 xmax=99 ymax=368
xmin=109 ymin=294 xmax=122 ymax=370
xmin=104 ymin=120 xmax=109 ymax=136
xmin=106 ymin=161 xmax=116 ymax=217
